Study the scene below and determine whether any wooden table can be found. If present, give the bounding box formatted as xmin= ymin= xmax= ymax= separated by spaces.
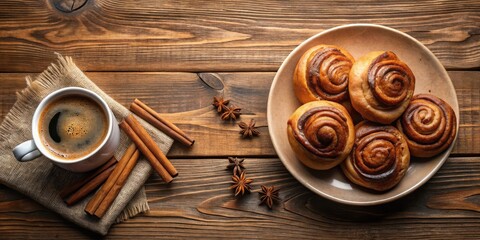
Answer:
xmin=0 ymin=0 xmax=479 ymax=239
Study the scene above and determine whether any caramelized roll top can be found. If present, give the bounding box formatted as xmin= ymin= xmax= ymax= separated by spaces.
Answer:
xmin=341 ymin=121 xmax=410 ymax=191
xmin=287 ymin=101 xmax=355 ymax=170
xmin=397 ymin=94 xmax=457 ymax=158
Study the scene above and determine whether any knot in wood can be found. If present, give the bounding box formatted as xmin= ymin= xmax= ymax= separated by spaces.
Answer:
xmin=52 ymin=0 xmax=88 ymax=13
xmin=198 ymin=73 xmax=225 ymax=90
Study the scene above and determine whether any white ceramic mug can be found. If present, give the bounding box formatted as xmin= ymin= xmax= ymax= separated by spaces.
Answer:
xmin=12 ymin=87 xmax=120 ymax=172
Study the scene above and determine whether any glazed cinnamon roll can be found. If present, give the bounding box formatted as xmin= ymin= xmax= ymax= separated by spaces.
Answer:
xmin=287 ymin=101 xmax=355 ymax=170
xmin=294 ymin=45 xmax=355 ymax=104
xmin=349 ymin=51 xmax=415 ymax=124
xmin=397 ymin=94 xmax=457 ymax=158
xmin=341 ymin=121 xmax=410 ymax=191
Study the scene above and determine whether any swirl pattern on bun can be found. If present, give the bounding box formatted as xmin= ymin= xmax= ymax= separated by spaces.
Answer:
xmin=341 ymin=121 xmax=410 ymax=191
xmin=397 ymin=94 xmax=457 ymax=158
xmin=294 ymin=45 xmax=355 ymax=104
xmin=349 ymin=51 xmax=415 ymax=124
xmin=287 ymin=101 xmax=355 ymax=170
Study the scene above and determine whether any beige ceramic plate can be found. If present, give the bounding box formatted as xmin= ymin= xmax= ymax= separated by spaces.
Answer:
xmin=267 ymin=24 xmax=459 ymax=205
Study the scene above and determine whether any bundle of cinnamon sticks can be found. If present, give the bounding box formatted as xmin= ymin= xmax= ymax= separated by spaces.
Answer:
xmin=130 ymin=98 xmax=194 ymax=146
xmin=85 ymin=144 xmax=140 ymax=218
xmin=60 ymin=144 xmax=140 ymax=218
xmin=119 ymin=114 xmax=177 ymax=183
xmin=60 ymin=157 xmax=118 ymax=206
xmin=60 ymin=99 xmax=194 ymax=218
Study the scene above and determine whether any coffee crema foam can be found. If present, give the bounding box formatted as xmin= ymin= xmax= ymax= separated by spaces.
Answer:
xmin=39 ymin=95 xmax=108 ymax=160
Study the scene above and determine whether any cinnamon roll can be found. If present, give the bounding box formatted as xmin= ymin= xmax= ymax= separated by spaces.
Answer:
xmin=341 ymin=121 xmax=410 ymax=191
xmin=397 ymin=94 xmax=457 ymax=158
xmin=349 ymin=51 xmax=415 ymax=124
xmin=294 ymin=45 xmax=355 ymax=104
xmin=287 ymin=101 xmax=355 ymax=170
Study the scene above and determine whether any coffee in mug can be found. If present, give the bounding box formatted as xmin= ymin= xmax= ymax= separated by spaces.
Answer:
xmin=12 ymin=87 xmax=120 ymax=172
xmin=38 ymin=94 xmax=108 ymax=160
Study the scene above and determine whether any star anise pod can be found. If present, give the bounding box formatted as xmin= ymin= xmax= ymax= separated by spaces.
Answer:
xmin=212 ymin=96 xmax=230 ymax=113
xmin=238 ymin=119 xmax=260 ymax=138
xmin=221 ymin=105 xmax=241 ymax=121
xmin=226 ymin=157 xmax=245 ymax=175
xmin=230 ymin=171 xmax=253 ymax=196
xmin=259 ymin=185 xmax=280 ymax=209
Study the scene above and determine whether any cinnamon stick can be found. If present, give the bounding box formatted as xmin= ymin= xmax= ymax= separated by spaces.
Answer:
xmin=85 ymin=144 xmax=137 ymax=216
xmin=64 ymin=164 xmax=116 ymax=206
xmin=119 ymin=120 xmax=174 ymax=183
xmin=60 ymin=157 xmax=117 ymax=199
xmin=93 ymin=148 xmax=140 ymax=218
xmin=130 ymin=99 xmax=194 ymax=146
xmin=125 ymin=114 xmax=178 ymax=177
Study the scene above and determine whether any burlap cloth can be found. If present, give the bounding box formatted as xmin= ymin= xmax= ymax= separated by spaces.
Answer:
xmin=0 ymin=55 xmax=174 ymax=235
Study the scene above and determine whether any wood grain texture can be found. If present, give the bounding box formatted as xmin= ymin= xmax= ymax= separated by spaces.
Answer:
xmin=0 ymin=0 xmax=479 ymax=72
xmin=0 ymin=157 xmax=479 ymax=239
xmin=0 ymin=71 xmax=478 ymax=157
xmin=0 ymin=0 xmax=478 ymax=238
xmin=449 ymin=71 xmax=480 ymax=156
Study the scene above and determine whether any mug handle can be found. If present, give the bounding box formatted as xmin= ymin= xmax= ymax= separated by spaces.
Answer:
xmin=12 ymin=140 xmax=42 ymax=162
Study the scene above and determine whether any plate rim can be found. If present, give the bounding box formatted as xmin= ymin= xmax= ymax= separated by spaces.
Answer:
xmin=267 ymin=23 xmax=459 ymax=206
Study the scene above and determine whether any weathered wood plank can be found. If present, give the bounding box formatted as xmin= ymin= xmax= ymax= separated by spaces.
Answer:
xmin=0 ymin=71 xmax=478 ymax=157
xmin=0 ymin=157 xmax=479 ymax=239
xmin=449 ymin=71 xmax=480 ymax=155
xmin=0 ymin=0 xmax=478 ymax=72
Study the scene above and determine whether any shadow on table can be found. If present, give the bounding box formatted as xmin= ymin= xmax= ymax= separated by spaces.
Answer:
xmin=283 ymin=184 xmax=430 ymax=222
